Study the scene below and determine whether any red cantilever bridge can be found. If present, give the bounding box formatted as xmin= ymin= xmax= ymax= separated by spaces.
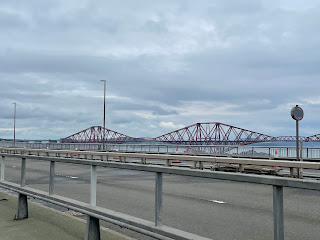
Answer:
xmin=61 ymin=122 xmax=320 ymax=145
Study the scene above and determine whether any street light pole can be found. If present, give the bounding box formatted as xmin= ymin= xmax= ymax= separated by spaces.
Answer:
xmin=12 ymin=102 xmax=16 ymax=147
xmin=100 ymin=80 xmax=106 ymax=151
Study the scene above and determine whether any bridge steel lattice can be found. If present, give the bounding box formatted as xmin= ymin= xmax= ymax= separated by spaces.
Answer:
xmin=273 ymin=136 xmax=308 ymax=142
xmin=305 ymin=133 xmax=320 ymax=142
xmin=153 ymin=122 xmax=275 ymax=145
xmin=60 ymin=122 xmax=320 ymax=145
xmin=61 ymin=126 xmax=135 ymax=143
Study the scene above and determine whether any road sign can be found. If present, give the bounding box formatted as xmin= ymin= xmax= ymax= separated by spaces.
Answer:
xmin=291 ymin=105 xmax=304 ymax=121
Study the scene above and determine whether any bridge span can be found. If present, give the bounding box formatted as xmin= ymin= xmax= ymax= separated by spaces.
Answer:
xmin=60 ymin=122 xmax=320 ymax=145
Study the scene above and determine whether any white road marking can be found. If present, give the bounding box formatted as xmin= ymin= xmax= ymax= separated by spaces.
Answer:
xmin=209 ymin=200 xmax=226 ymax=204
xmin=56 ymin=173 xmax=78 ymax=179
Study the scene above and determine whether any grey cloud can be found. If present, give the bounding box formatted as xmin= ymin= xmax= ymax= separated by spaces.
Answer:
xmin=0 ymin=9 xmax=28 ymax=30
xmin=110 ymin=112 xmax=142 ymax=125
xmin=208 ymin=0 xmax=263 ymax=16
xmin=152 ymin=107 xmax=178 ymax=116
xmin=143 ymin=20 xmax=168 ymax=33
xmin=0 ymin=52 xmax=117 ymax=74
xmin=108 ymin=101 xmax=178 ymax=116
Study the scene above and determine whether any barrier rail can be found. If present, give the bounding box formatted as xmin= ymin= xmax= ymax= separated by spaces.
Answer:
xmin=1 ymin=147 xmax=320 ymax=178
xmin=0 ymin=151 xmax=320 ymax=239
xmin=2 ymin=141 xmax=320 ymax=159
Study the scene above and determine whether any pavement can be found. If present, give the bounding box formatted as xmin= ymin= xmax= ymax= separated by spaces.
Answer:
xmin=0 ymin=191 xmax=133 ymax=240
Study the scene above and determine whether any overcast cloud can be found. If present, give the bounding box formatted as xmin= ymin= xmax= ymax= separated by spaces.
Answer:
xmin=1 ymin=0 xmax=320 ymax=140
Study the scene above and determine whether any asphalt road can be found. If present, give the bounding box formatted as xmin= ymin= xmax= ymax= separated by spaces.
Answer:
xmin=2 ymin=156 xmax=320 ymax=240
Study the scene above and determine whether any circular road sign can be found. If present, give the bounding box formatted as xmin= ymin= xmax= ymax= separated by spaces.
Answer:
xmin=291 ymin=105 xmax=304 ymax=121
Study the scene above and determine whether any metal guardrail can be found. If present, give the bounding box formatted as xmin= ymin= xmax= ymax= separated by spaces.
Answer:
xmin=0 ymin=153 xmax=209 ymax=240
xmin=1 ymin=147 xmax=320 ymax=178
xmin=0 ymin=150 xmax=320 ymax=240
xmin=3 ymin=141 xmax=320 ymax=159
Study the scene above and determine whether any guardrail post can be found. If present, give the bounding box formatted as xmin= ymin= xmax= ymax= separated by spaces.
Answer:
xmin=49 ymin=161 xmax=55 ymax=195
xmin=0 ymin=156 xmax=5 ymax=181
xmin=239 ymin=164 xmax=244 ymax=172
xmin=90 ymin=165 xmax=97 ymax=207
xmin=193 ymin=161 xmax=197 ymax=169
xmin=15 ymin=193 xmax=28 ymax=220
xmin=299 ymin=140 xmax=303 ymax=178
xmin=86 ymin=216 xmax=100 ymax=240
xmin=166 ymin=159 xmax=171 ymax=167
xmin=155 ymin=172 xmax=163 ymax=226
xmin=269 ymin=148 xmax=271 ymax=156
xmin=86 ymin=165 xmax=100 ymax=240
xmin=290 ymin=168 xmax=298 ymax=178
xmin=199 ymin=161 xmax=204 ymax=170
xmin=273 ymin=185 xmax=284 ymax=240
xmin=21 ymin=157 xmax=26 ymax=187
xmin=15 ymin=157 xmax=28 ymax=220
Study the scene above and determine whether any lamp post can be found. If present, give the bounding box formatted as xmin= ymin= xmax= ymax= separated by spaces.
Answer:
xmin=100 ymin=80 xmax=106 ymax=151
xmin=12 ymin=102 xmax=16 ymax=147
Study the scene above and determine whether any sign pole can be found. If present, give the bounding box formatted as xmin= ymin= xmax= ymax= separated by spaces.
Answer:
xmin=296 ymin=119 xmax=299 ymax=162
xmin=296 ymin=119 xmax=299 ymax=177
xmin=299 ymin=140 xmax=303 ymax=178
xmin=291 ymin=104 xmax=304 ymax=178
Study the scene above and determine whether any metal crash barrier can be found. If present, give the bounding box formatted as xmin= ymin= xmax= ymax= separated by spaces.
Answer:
xmin=0 ymin=152 xmax=320 ymax=240
xmin=1 ymin=147 xmax=320 ymax=178
xmin=4 ymin=141 xmax=320 ymax=159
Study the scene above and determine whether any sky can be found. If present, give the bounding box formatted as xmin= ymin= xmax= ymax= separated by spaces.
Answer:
xmin=1 ymin=0 xmax=320 ymax=140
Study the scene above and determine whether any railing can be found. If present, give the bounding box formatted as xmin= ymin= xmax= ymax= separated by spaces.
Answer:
xmin=1 ymin=147 xmax=320 ymax=178
xmin=0 ymin=150 xmax=320 ymax=239
xmin=0 ymin=152 xmax=209 ymax=240
xmin=2 ymin=141 xmax=320 ymax=159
